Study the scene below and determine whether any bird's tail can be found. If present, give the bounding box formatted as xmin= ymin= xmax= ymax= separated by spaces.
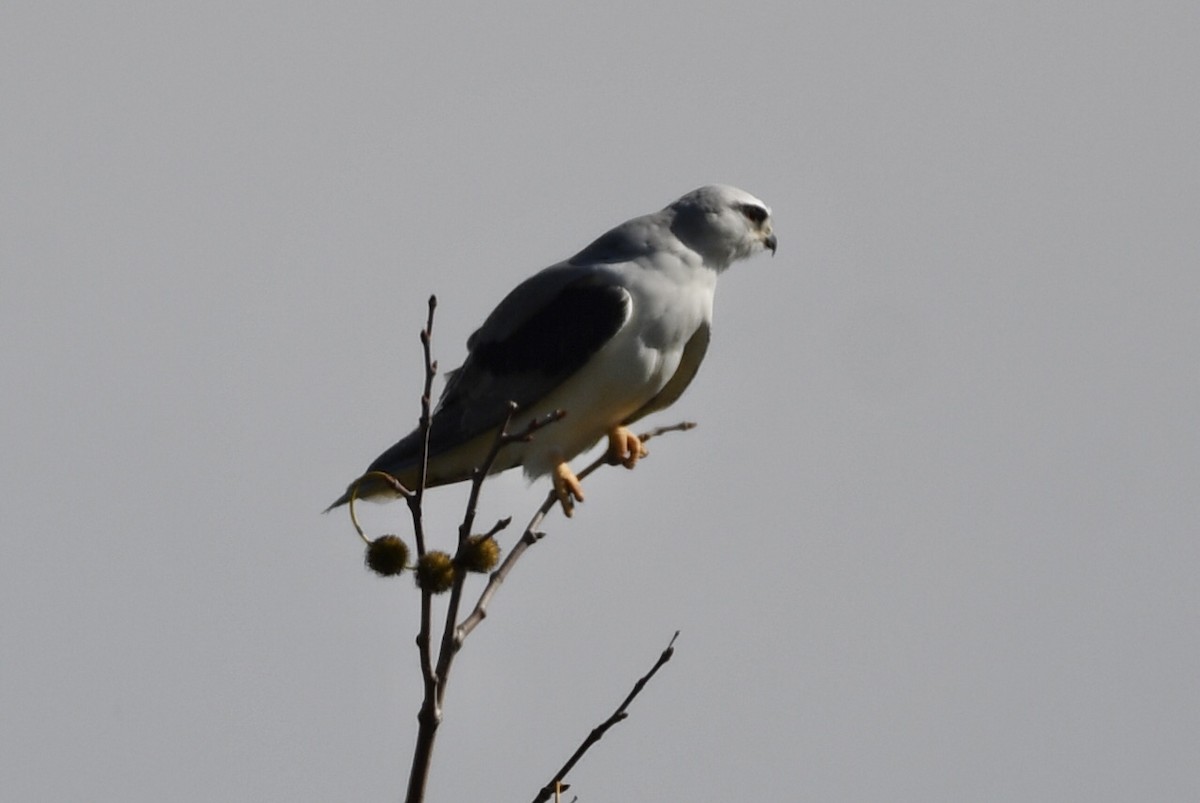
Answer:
xmin=322 ymin=492 xmax=352 ymax=514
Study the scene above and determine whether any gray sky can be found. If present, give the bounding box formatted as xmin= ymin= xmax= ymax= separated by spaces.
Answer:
xmin=3 ymin=3 xmax=1198 ymax=801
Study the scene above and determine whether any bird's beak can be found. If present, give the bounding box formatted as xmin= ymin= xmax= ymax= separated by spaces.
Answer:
xmin=764 ymin=233 xmax=778 ymax=256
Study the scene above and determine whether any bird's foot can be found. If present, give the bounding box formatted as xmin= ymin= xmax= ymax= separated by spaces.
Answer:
xmin=552 ymin=462 xmax=585 ymax=517
xmin=606 ymin=426 xmax=648 ymax=469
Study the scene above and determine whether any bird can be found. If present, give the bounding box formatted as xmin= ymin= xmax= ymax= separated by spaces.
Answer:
xmin=327 ymin=184 xmax=776 ymax=517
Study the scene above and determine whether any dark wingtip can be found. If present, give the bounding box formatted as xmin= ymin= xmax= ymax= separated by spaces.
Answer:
xmin=322 ymin=493 xmax=349 ymax=514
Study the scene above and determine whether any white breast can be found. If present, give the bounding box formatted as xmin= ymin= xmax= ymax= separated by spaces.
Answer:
xmin=512 ymin=259 xmax=718 ymax=478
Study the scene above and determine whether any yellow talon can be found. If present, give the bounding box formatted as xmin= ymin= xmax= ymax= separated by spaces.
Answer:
xmin=607 ymin=426 xmax=648 ymax=469
xmin=552 ymin=462 xmax=585 ymax=517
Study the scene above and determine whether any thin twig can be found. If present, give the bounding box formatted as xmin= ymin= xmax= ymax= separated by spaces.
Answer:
xmin=461 ymin=406 xmax=566 ymax=549
xmin=532 ymin=631 xmax=681 ymax=803
xmin=405 ymin=295 xmax=440 ymax=803
xmin=456 ymin=421 xmax=696 ymax=642
xmin=439 ymin=408 xmax=565 ymax=670
xmin=431 ymin=407 xmax=563 ymax=710
xmin=480 ymin=517 xmax=512 ymax=539
xmin=412 ymin=296 xmax=439 ymax=680
xmin=408 ymin=294 xmax=440 ymax=557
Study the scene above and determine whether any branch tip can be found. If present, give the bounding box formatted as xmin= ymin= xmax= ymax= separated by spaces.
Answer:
xmin=530 ymin=629 xmax=680 ymax=802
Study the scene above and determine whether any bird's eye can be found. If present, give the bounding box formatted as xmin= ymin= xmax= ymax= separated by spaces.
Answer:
xmin=738 ymin=204 xmax=768 ymax=225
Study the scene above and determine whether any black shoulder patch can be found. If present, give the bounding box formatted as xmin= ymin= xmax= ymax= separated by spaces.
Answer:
xmin=472 ymin=282 xmax=629 ymax=376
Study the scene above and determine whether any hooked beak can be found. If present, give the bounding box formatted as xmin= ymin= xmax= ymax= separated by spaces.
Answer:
xmin=764 ymin=233 xmax=778 ymax=255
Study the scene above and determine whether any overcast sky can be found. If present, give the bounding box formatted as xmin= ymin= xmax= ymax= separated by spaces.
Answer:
xmin=3 ymin=3 xmax=1198 ymax=801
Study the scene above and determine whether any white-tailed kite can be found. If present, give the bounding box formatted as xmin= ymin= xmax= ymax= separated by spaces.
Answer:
xmin=328 ymin=185 xmax=776 ymax=516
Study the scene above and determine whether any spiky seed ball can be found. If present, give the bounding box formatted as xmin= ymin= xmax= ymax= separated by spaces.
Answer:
xmin=365 ymin=534 xmax=410 ymax=577
xmin=459 ymin=535 xmax=501 ymax=573
xmin=415 ymin=551 xmax=456 ymax=594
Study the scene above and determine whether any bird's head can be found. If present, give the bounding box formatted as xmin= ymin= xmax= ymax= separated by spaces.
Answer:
xmin=667 ymin=185 xmax=776 ymax=271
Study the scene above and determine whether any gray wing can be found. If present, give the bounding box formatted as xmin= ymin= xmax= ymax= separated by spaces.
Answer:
xmin=566 ymin=211 xmax=670 ymax=266
xmin=362 ymin=264 xmax=632 ymax=475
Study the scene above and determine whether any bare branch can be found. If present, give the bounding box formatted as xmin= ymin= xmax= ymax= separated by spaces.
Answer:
xmin=532 ymin=631 xmax=681 ymax=803
xmin=408 ymin=294 xmax=439 ymax=557
xmin=576 ymin=421 xmax=696 ymax=483
xmin=411 ymin=296 xmax=439 ymax=683
xmin=433 ymin=409 xmax=566 ymax=704
xmin=454 ymin=499 xmax=553 ymax=642
xmin=461 ymin=407 xmax=566 ymax=549
xmin=405 ymin=295 xmax=441 ymax=803
xmin=481 ymin=517 xmax=512 ymax=539
xmin=456 ymin=422 xmax=696 ymax=642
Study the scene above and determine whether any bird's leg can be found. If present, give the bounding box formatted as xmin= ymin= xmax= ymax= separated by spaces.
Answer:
xmin=606 ymin=425 xmax=649 ymax=469
xmin=552 ymin=461 xmax=585 ymax=518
